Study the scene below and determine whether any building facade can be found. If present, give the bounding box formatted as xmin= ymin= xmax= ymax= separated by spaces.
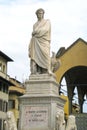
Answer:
xmin=55 ymin=38 xmax=87 ymax=130
xmin=8 ymin=78 xmax=25 ymax=127
xmin=55 ymin=38 xmax=87 ymax=114
xmin=0 ymin=51 xmax=13 ymax=130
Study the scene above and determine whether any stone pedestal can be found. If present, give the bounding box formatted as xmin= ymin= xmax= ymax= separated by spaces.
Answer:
xmin=18 ymin=74 xmax=65 ymax=130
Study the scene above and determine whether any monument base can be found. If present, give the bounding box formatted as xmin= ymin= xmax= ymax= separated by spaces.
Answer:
xmin=18 ymin=74 xmax=65 ymax=130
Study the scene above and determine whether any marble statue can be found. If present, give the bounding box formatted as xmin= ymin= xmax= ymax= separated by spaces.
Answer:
xmin=4 ymin=111 xmax=17 ymax=130
xmin=51 ymin=51 xmax=61 ymax=72
xmin=29 ymin=8 xmax=51 ymax=74
xmin=66 ymin=115 xmax=77 ymax=130
xmin=56 ymin=109 xmax=65 ymax=130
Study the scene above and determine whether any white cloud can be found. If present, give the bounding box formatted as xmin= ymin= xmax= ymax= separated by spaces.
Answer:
xmin=0 ymin=0 xmax=87 ymax=81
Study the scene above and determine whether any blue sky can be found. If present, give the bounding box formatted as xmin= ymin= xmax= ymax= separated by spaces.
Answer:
xmin=0 ymin=0 xmax=87 ymax=82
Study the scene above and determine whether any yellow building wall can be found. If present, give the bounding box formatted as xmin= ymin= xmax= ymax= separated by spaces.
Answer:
xmin=55 ymin=39 xmax=87 ymax=118
xmin=60 ymin=95 xmax=79 ymax=119
xmin=9 ymin=94 xmax=19 ymax=125
xmin=60 ymin=95 xmax=69 ymax=120
xmin=8 ymin=85 xmax=25 ymax=127
xmin=55 ymin=40 xmax=87 ymax=83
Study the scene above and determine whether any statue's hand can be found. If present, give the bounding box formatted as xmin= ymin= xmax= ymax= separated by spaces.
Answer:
xmin=32 ymin=32 xmax=36 ymax=36
xmin=28 ymin=48 xmax=31 ymax=58
xmin=28 ymin=52 xmax=31 ymax=57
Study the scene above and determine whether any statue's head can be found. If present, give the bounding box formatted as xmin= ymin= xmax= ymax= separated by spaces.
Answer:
xmin=35 ymin=8 xmax=45 ymax=20
xmin=6 ymin=111 xmax=16 ymax=122
xmin=7 ymin=111 xmax=12 ymax=119
xmin=35 ymin=8 xmax=45 ymax=15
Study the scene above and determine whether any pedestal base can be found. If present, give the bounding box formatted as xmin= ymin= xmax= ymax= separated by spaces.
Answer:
xmin=18 ymin=74 xmax=65 ymax=130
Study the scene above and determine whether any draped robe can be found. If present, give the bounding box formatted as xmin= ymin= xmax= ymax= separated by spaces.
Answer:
xmin=29 ymin=19 xmax=51 ymax=70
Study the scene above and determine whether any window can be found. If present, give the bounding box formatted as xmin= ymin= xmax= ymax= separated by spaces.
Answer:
xmin=3 ymin=101 xmax=8 ymax=112
xmin=3 ymin=84 xmax=6 ymax=93
xmin=0 ymin=119 xmax=2 ymax=130
xmin=0 ymin=82 xmax=3 ymax=91
xmin=0 ymin=63 xmax=2 ymax=71
xmin=8 ymin=100 xmax=15 ymax=109
xmin=5 ymin=86 xmax=8 ymax=94
xmin=3 ymin=65 xmax=5 ymax=73
xmin=0 ymin=99 xmax=3 ymax=111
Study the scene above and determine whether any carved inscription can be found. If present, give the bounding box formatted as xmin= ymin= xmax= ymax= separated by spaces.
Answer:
xmin=22 ymin=106 xmax=49 ymax=128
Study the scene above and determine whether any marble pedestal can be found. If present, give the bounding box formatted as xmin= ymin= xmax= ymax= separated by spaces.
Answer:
xmin=18 ymin=74 xmax=65 ymax=130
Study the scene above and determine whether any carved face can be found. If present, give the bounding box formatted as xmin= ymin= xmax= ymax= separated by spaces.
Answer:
xmin=7 ymin=111 xmax=12 ymax=119
xmin=36 ymin=10 xmax=44 ymax=20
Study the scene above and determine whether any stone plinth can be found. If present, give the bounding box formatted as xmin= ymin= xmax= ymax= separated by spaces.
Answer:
xmin=18 ymin=74 xmax=65 ymax=130
xmin=25 ymin=74 xmax=59 ymax=96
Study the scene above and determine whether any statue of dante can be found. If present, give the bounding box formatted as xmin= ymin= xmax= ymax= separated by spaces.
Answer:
xmin=29 ymin=8 xmax=51 ymax=74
